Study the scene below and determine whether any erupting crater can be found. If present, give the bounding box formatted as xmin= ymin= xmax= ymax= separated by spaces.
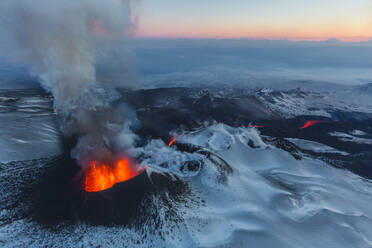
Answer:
xmin=83 ymin=158 xmax=143 ymax=192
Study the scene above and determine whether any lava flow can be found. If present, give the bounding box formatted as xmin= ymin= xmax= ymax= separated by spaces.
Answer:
xmin=248 ymin=125 xmax=264 ymax=128
xmin=83 ymin=158 xmax=142 ymax=192
xmin=299 ymin=120 xmax=325 ymax=129
xmin=168 ymin=137 xmax=177 ymax=147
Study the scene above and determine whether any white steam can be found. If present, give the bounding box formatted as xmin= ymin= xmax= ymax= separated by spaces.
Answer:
xmin=0 ymin=0 xmax=137 ymax=162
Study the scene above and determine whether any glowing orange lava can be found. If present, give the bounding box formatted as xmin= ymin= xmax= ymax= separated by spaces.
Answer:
xmin=299 ymin=120 xmax=325 ymax=129
xmin=168 ymin=137 xmax=177 ymax=147
xmin=84 ymin=159 xmax=141 ymax=192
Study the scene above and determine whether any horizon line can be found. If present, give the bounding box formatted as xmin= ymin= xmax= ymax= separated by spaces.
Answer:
xmin=131 ymin=35 xmax=372 ymax=43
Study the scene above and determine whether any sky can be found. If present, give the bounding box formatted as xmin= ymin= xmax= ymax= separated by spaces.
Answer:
xmin=133 ymin=0 xmax=372 ymax=41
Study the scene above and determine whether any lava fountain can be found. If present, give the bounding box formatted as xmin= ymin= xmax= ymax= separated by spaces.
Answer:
xmin=83 ymin=158 xmax=144 ymax=192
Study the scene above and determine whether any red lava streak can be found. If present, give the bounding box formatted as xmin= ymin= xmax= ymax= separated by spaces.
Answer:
xmin=168 ymin=137 xmax=177 ymax=147
xmin=299 ymin=120 xmax=325 ymax=129
xmin=249 ymin=125 xmax=264 ymax=128
xmin=84 ymin=158 xmax=142 ymax=192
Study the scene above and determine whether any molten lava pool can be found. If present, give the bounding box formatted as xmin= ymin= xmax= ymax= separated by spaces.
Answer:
xmin=83 ymin=159 xmax=142 ymax=192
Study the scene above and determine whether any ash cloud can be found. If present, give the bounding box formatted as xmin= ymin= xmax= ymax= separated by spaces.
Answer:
xmin=0 ymin=0 xmax=138 ymax=163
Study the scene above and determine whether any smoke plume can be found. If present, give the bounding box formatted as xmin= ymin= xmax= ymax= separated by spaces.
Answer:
xmin=0 ymin=0 xmax=137 ymax=163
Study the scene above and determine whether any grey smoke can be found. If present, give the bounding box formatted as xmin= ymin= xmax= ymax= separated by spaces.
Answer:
xmin=0 ymin=0 xmax=138 ymax=163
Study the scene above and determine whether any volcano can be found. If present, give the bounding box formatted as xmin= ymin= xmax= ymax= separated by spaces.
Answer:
xmin=1 ymin=86 xmax=372 ymax=247
xmin=22 ymin=136 xmax=188 ymax=226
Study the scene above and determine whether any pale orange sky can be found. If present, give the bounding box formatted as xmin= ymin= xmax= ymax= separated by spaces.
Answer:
xmin=133 ymin=0 xmax=372 ymax=42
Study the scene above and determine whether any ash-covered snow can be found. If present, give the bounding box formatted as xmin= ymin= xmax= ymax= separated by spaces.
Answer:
xmin=286 ymin=138 xmax=349 ymax=155
xmin=254 ymin=87 xmax=372 ymax=118
xmin=329 ymin=132 xmax=372 ymax=145
xmin=0 ymin=89 xmax=61 ymax=162
xmin=349 ymin=130 xmax=368 ymax=136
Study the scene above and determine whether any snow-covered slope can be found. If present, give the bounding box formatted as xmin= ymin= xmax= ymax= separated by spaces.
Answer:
xmin=285 ymin=138 xmax=349 ymax=155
